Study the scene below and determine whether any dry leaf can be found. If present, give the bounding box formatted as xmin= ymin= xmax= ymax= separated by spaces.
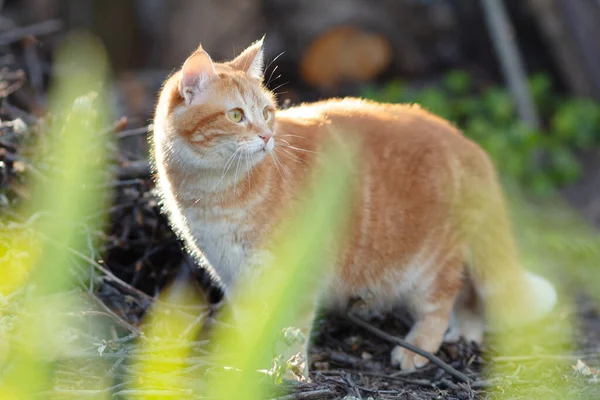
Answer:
xmin=12 ymin=160 xmax=26 ymax=173
xmin=572 ymin=359 xmax=600 ymax=382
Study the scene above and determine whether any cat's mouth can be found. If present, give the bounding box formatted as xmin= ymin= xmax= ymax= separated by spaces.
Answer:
xmin=242 ymin=136 xmax=274 ymax=155
xmin=263 ymin=136 xmax=275 ymax=153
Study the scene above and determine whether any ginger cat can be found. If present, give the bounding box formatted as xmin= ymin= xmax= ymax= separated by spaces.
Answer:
xmin=152 ymin=38 xmax=557 ymax=378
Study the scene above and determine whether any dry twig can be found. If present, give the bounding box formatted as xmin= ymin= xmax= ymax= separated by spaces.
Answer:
xmin=270 ymin=388 xmax=334 ymax=400
xmin=346 ymin=313 xmax=472 ymax=383
xmin=0 ymin=20 xmax=63 ymax=45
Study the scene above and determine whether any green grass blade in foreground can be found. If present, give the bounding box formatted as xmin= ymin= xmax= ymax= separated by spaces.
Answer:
xmin=0 ymin=33 xmax=112 ymax=399
xmin=485 ymin=191 xmax=600 ymax=399
xmin=207 ymin=138 xmax=358 ymax=400
xmin=29 ymin=33 xmax=111 ymax=294
xmin=130 ymin=281 xmax=205 ymax=400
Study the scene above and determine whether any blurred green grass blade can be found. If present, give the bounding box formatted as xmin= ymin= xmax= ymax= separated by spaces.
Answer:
xmin=508 ymin=190 xmax=600 ymax=299
xmin=207 ymin=137 xmax=358 ymax=400
xmin=0 ymin=33 xmax=112 ymax=399
xmin=29 ymin=33 xmax=111 ymax=294
xmin=486 ymin=191 xmax=600 ymax=399
xmin=130 ymin=281 xmax=204 ymax=400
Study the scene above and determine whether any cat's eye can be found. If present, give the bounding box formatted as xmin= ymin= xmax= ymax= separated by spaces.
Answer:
xmin=262 ymin=107 xmax=270 ymax=121
xmin=227 ymin=108 xmax=245 ymax=123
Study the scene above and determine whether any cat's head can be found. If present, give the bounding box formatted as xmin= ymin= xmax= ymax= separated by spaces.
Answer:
xmin=162 ymin=37 xmax=277 ymax=171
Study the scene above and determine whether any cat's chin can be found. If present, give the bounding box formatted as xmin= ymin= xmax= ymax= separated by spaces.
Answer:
xmin=248 ymin=148 xmax=269 ymax=164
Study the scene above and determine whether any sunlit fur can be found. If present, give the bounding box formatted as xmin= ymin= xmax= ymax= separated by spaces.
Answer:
xmin=153 ymin=39 xmax=557 ymax=376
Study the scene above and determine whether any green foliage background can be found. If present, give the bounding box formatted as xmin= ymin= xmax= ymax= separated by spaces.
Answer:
xmin=362 ymin=72 xmax=600 ymax=195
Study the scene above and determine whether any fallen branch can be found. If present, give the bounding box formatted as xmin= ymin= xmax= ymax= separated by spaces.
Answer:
xmin=116 ymin=160 xmax=150 ymax=179
xmin=37 ymin=231 xmax=153 ymax=303
xmin=41 ymin=383 xmax=127 ymax=397
xmin=323 ymin=349 xmax=380 ymax=370
xmin=346 ymin=313 xmax=472 ymax=383
xmin=270 ymin=388 xmax=334 ymax=400
xmin=89 ymin=293 xmax=142 ymax=336
xmin=65 ymin=309 xmax=140 ymax=335
xmin=0 ymin=19 xmax=64 ymax=46
xmin=39 ymin=234 xmax=208 ymax=312
xmin=117 ymin=126 xmax=150 ymax=139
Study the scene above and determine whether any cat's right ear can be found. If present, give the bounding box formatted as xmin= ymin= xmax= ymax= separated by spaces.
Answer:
xmin=179 ymin=47 xmax=217 ymax=104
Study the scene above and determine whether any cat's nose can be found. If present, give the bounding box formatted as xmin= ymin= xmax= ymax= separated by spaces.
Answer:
xmin=258 ymin=133 xmax=273 ymax=144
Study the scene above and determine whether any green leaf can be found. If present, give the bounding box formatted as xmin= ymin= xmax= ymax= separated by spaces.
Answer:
xmin=443 ymin=70 xmax=472 ymax=95
xmin=416 ymin=87 xmax=452 ymax=119
xmin=549 ymin=147 xmax=582 ymax=184
xmin=483 ymin=87 xmax=515 ymax=124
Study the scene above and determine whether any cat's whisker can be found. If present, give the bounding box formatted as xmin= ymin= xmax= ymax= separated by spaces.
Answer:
xmin=279 ymin=134 xmax=305 ymax=139
xmin=269 ymin=152 xmax=294 ymax=191
xmin=212 ymin=140 xmax=240 ymax=149
xmin=220 ymin=148 xmax=241 ymax=177
xmin=275 ymin=146 xmax=306 ymax=164
xmin=279 ymin=143 xmax=316 ymax=154
xmin=244 ymin=148 xmax=252 ymax=187
xmin=269 ymin=152 xmax=284 ymax=181
xmin=224 ymin=147 xmax=243 ymax=171
xmin=272 ymin=151 xmax=296 ymax=188
xmin=272 ymin=81 xmax=289 ymax=93
xmin=264 ymin=51 xmax=285 ymax=75
xmin=266 ymin=65 xmax=279 ymax=87
xmin=213 ymin=147 xmax=243 ymax=191
xmin=274 ymin=146 xmax=298 ymax=161
xmin=268 ymin=74 xmax=282 ymax=88
xmin=233 ymin=145 xmax=244 ymax=195
xmin=269 ymin=74 xmax=281 ymax=89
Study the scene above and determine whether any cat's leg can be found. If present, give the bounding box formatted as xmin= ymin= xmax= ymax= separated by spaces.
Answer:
xmin=444 ymin=277 xmax=484 ymax=344
xmin=230 ymin=250 xmax=320 ymax=382
xmin=391 ymin=256 xmax=464 ymax=370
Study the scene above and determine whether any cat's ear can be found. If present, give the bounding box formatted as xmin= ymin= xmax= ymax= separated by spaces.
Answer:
xmin=179 ymin=46 xmax=217 ymax=104
xmin=228 ymin=36 xmax=265 ymax=80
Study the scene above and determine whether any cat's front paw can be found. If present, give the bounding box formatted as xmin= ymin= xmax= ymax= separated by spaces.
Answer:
xmin=390 ymin=346 xmax=429 ymax=371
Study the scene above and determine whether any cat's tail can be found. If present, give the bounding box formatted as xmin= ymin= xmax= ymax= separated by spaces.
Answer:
xmin=459 ymin=167 xmax=556 ymax=332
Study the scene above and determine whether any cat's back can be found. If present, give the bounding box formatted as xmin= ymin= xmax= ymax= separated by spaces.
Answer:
xmin=279 ymin=98 xmax=467 ymax=146
xmin=278 ymin=97 xmax=488 ymax=173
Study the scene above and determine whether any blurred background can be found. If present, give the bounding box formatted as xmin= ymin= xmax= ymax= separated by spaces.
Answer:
xmin=1 ymin=1 xmax=600 ymax=398
xmin=2 ymin=0 xmax=599 ymax=223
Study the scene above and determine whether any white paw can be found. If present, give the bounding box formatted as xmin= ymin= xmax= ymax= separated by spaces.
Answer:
xmin=443 ymin=325 xmax=461 ymax=343
xmin=447 ymin=309 xmax=484 ymax=344
xmin=390 ymin=346 xmax=429 ymax=370
xmin=461 ymin=322 xmax=484 ymax=344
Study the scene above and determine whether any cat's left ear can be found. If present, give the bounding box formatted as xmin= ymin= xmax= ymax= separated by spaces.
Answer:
xmin=228 ymin=36 xmax=265 ymax=80
xmin=179 ymin=46 xmax=218 ymax=104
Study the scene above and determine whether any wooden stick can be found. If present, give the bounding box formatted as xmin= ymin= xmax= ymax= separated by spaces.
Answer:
xmin=117 ymin=126 xmax=150 ymax=139
xmin=346 ymin=313 xmax=472 ymax=383
xmin=37 ymin=232 xmax=153 ymax=303
xmin=89 ymin=293 xmax=141 ymax=335
xmin=270 ymin=389 xmax=334 ymax=400
xmin=0 ymin=20 xmax=63 ymax=45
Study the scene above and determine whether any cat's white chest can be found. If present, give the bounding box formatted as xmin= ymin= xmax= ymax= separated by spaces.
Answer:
xmin=185 ymin=208 xmax=255 ymax=289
